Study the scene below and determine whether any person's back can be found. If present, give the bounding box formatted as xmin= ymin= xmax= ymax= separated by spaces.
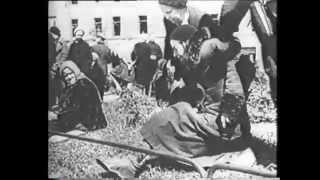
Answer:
xmin=68 ymin=39 xmax=92 ymax=75
xmin=48 ymin=33 xmax=57 ymax=68
xmin=91 ymin=43 xmax=111 ymax=75
xmin=88 ymin=56 xmax=106 ymax=98
xmin=132 ymin=42 xmax=157 ymax=89
xmin=148 ymin=40 xmax=163 ymax=62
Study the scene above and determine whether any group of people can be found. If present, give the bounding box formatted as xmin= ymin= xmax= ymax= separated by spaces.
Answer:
xmin=48 ymin=27 xmax=113 ymax=132
xmin=49 ymin=0 xmax=277 ymax=178
xmin=99 ymin=0 xmax=277 ymax=178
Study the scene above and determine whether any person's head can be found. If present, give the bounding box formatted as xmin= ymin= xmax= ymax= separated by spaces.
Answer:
xmin=96 ymin=33 xmax=106 ymax=44
xmin=139 ymin=33 xmax=148 ymax=42
xmin=170 ymin=24 xmax=197 ymax=57
xmin=59 ymin=61 xmax=82 ymax=86
xmin=159 ymin=0 xmax=188 ymax=25
xmin=50 ymin=26 xmax=61 ymax=40
xmin=74 ymin=28 xmax=85 ymax=40
xmin=171 ymin=86 xmax=204 ymax=107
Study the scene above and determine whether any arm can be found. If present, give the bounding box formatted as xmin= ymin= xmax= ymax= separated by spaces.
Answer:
xmin=220 ymin=0 xmax=253 ymax=39
xmin=53 ymin=87 xmax=81 ymax=116
xmin=163 ymin=18 xmax=175 ymax=60
xmin=199 ymin=36 xmax=241 ymax=68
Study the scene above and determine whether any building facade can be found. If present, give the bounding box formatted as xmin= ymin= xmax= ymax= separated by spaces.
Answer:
xmin=49 ymin=0 xmax=263 ymax=69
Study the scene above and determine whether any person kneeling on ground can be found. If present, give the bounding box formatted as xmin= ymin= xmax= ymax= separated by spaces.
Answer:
xmin=48 ymin=61 xmax=107 ymax=133
xmin=100 ymin=86 xmax=256 ymax=178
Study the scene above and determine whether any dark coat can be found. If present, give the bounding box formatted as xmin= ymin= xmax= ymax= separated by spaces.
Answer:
xmin=148 ymin=41 xmax=163 ymax=61
xmin=163 ymin=6 xmax=241 ymax=88
xmin=131 ymin=42 xmax=157 ymax=89
xmin=67 ymin=39 xmax=93 ymax=75
xmin=161 ymin=6 xmax=245 ymax=130
xmin=49 ymin=33 xmax=58 ymax=107
xmin=220 ymin=0 xmax=252 ymax=39
xmin=91 ymin=43 xmax=112 ymax=75
xmin=250 ymin=0 xmax=277 ymax=100
xmin=49 ymin=78 xmax=107 ymax=132
xmin=141 ymin=102 xmax=250 ymax=158
xmin=48 ymin=33 xmax=57 ymax=68
xmin=88 ymin=62 xmax=106 ymax=98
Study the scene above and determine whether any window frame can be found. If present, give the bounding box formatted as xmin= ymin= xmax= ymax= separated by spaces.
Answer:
xmin=71 ymin=19 xmax=78 ymax=37
xmin=113 ymin=16 xmax=121 ymax=36
xmin=94 ymin=17 xmax=102 ymax=34
xmin=139 ymin=15 xmax=148 ymax=34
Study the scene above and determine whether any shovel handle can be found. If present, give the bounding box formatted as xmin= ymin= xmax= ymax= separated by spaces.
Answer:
xmin=207 ymin=163 xmax=277 ymax=178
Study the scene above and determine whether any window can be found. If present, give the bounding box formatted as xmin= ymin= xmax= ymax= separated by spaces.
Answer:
xmin=113 ymin=16 xmax=121 ymax=36
xmin=48 ymin=16 xmax=56 ymax=27
xmin=71 ymin=19 xmax=78 ymax=36
xmin=94 ymin=18 xmax=102 ymax=34
xmin=71 ymin=0 xmax=78 ymax=4
xmin=139 ymin=16 xmax=148 ymax=34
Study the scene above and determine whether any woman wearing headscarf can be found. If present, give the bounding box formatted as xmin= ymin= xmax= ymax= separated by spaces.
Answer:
xmin=48 ymin=61 xmax=107 ymax=132
xmin=67 ymin=28 xmax=93 ymax=76
xmin=99 ymin=85 xmax=254 ymax=179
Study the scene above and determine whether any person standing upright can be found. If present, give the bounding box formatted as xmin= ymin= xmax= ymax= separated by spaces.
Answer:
xmin=49 ymin=26 xmax=62 ymax=107
xmin=67 ymin=28 xmax=93 ymax=76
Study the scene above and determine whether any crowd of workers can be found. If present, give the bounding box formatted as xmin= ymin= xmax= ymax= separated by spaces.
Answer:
xmin=49 ymin=0 xmax=277 ymax=178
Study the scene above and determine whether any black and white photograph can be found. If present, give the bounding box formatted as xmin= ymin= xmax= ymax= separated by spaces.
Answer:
xmin=48 ymin=0 xmax=278 ymax=179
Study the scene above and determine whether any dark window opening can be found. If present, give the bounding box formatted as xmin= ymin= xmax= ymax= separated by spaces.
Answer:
xmin=49 ymin=16 xmax=56 ymax=27
xmin=95 ymin=18 xmax=102 ymax=34
xmin=139 ymin=16 xmax=148 ymax=34
xmin=71 ymin=19 xmax=78 ymax=36
xmin=113 ymin=16 xmax=121 ymax=36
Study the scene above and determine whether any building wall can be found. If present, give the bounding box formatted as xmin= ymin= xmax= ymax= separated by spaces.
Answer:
xmin=49 ymin=1 xmax=263 ymax=69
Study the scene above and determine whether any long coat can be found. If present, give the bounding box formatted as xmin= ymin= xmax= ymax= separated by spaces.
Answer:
xmin=88 ymin=61 xmax=106 ymax=98
xmin=49 ymin=77 xmax=107 ymax=132
xmin=141 ymin=102 xmax=251 ymax=158
xmin=48 ymin=33 xmax=57 ymax=68
xmin=91 ymin=43 xmax=112 ymax=75
xmin=67 ymin=39 xmax=93 ymax=75
xmin=131 ymin=42 xmax=157 ymax=91
xmin=49 ymin=33 xmax=58 ymax=107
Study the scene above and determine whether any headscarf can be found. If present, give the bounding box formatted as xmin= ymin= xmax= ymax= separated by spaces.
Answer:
xmin=58 ymin=60 xmax=105 ymax=107
xmin=59 ymin=60 xmax=86 ymax=82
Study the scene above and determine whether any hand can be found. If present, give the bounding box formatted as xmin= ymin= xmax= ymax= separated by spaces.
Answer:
xmin=199 ymin=38 xmax=229 ymax=61
xmin=170 ymin=78 xmax=185 ymax=93
xmin=220 ymin=114 xmax=231 ymax=129
xmin=48 ymin=111 xmax=58 ymax=121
